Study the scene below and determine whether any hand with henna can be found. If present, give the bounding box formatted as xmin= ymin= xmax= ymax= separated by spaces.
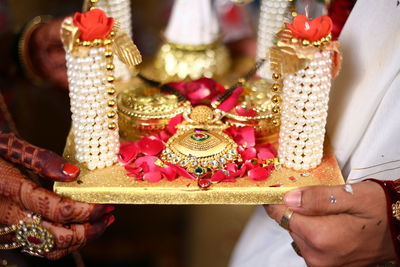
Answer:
xmin=27 ymin=17 xmax=68 ymax=89
xmin=0 ymin=132 xmax=114 ymax=260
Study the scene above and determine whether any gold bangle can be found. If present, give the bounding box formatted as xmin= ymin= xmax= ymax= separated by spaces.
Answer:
xmin=18 ymin=15 xmax=52 ymax=86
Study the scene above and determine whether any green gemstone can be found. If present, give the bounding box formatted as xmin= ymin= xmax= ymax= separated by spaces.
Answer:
xmin=191 ymin=133 xmax=210 ymax=141
xmin=194 ymin=167 xmax=204 ymax=176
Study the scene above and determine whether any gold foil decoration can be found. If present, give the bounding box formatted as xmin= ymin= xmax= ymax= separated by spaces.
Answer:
xmin=271 ymin=29 xmax=342 ymax=77
xmin=113 ymin=29 xmax=142 ymax=68
xmin=60 ymin=17 xmax=80 ymax=53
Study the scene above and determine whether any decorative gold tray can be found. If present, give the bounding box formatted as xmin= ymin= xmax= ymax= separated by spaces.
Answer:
xmin=54 ymin=132 xmax=344 ymax=204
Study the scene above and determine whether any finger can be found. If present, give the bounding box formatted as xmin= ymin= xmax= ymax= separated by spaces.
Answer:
xmin=264 ymin=204 xmax=326 ymax=243
xmin=0 ymin=199 xmax=114 ymax=249
xmin=41 ymin=214 xmax=114 ymax=249
xmin=282 ymin=182 xmax=385 ymax=216
xmin=0 ymin=162 xmax=114 ymax=223
xmin=0 ymin=133 xmax=79 ymax=181
xmin=46 ymin=245 xmax=80 ymax=260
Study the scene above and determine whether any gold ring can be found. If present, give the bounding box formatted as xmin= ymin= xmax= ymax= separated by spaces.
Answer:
xmin=279 ymin=208 xmax=294 ymax=232
xmin=0 ymin=213 xmax=54 ymax=257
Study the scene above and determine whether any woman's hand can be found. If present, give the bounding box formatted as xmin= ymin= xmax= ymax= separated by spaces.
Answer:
xmin=0 ymin=133 xmax=114 ymax=259
xmin=28 ymin=18 xmax=68 ymax=89
xmin=265 ymin=182 xmax=396 ymax=267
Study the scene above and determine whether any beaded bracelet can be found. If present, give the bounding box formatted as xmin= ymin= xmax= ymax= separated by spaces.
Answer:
xmin=366 ymin=178 xmax=400 ymax=263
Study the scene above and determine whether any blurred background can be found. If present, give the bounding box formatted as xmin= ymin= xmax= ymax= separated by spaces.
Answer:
xmin=0 ymin=0 xmax=259 ymax=266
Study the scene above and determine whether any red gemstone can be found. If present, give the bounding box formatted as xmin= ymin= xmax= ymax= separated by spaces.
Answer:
xmin=27 ymin=235 xmax=43 ymax=245
xmin=194 ymin=134 xmax=205 ymax=139
xmin=198 ymin=179 xmax=211 ymax=190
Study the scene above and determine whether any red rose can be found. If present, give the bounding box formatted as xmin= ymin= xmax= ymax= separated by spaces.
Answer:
xmin=286 ymin=15 xmax=332 ymax=42
xmin=73 ymin=9 xmax=114 ymax=41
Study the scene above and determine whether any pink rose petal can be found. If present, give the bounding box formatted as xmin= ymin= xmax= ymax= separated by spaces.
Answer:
xmin=138 ymin=135 xmax=165 ymax=156
xmin=248 ymin=166 xmax=271 ymax=181
xmin=217 ymin=87 xmax=243 ymax=112
xmin=118 ymin=142 xmax=139 ymax=165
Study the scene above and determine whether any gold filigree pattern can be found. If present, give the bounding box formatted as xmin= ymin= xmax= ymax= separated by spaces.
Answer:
xmin=392 ymin=201 xmax=400 ymax=221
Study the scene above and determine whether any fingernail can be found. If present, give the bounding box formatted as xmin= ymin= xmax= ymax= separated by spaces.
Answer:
xmin=105 ymin=205 xmax=115 ymax=213
xmin=62 ymin=163 xmax=80 ymax=177
xmin=106 ymin=215 xmax=115 ymax=227
xmin=284 ymin=190 xmax=302 ymax=207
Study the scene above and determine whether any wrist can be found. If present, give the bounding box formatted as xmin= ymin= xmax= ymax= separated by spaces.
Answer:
xmin=366 ymin=179 xmax=400 ymax=263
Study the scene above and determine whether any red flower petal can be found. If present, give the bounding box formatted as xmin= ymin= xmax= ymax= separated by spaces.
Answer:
xmin=118 ymin=142 xmax=139 ymax=165
xmin=228 ymin=126 xmax=255 ymax=147
xmin=161 ymin=165 xmax=178 ymax=181
xmin=143 ymin=171 xmax=162 ymax=182
xmin=138 ymin=135 xmax=165 ymax=156
xmin=134 ymin=156 xmax=160 ymax=172
xmin=248 ymin=166 xmax=271 ymax=181
xmin=218 ymin=87 xmax=243 ymax=112
xmin=211 ymin=170 xmax=227 ymax=182
xmin=240 ymin=147 xmax=257 ymax=161
xmin=256 ymin=144 xmax=276 ymax=161
xmin=236 ymin=106 xmax=256 ymax=117
xmin=167 ymin=114 xmax=184 ymax=135
xmin=168 ymin=164 xmax=196 ymax=179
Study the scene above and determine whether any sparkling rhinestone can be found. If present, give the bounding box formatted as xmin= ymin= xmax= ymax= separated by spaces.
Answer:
xmin=219 ymin=158 xmax=227 ymax=164
xmin=172 ymin=158 xmax=180 ymax=164
xmin=201 ymin=161 xmax=209 ymax=167
xmin=229 ymin=150 xmax=237 ymax=155
xmin=191 ymin=161 xmax=198 ymax=167
xmin=226 ymin=154 xmax=233 ymax=160
xmin=198 ymin=179 xmax=211 ymax=190
xmin=181 ymin=160 xmax=188 ymax=166
xmin=211 ymin=160 xmax=219 ymax=168
xmin=164 ymin=148 xmax=171 ymax=153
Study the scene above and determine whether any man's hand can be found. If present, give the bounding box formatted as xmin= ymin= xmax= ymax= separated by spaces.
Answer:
xmin=265 ymin=182 xmax=396 ymax=267
xmin=0 ymin=133 xmax=114 ymax=259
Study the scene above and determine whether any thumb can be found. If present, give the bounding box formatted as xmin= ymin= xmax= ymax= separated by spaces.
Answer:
xmin=283 ymin=182 xmax=382 ymax=216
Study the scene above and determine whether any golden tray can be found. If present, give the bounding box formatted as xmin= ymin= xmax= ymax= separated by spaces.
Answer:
xmin=54 ymin=133 xmax=344 ymax=205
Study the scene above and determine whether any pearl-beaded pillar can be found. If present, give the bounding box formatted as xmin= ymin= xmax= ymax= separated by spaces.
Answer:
xmin=256 ymin=0 xmax=292 ymax=80
xmin=96 ymin=0 xmax=132 ymax=81
xmin=66 ymin=44 xmax=120 ymax=170
xmin=278 ymin=50 xmax=332 ymax=170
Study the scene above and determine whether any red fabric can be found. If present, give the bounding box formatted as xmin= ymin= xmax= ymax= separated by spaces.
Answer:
xmin=328 ymin=0 xmax=356 ymax=40
xmin=366 ymin=178 xmax=400 ymax=263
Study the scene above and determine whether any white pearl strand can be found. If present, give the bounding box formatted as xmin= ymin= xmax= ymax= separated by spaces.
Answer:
xmin=97 ymin=0 xmax=132 ymax=81
xmin=66 ymin=47 xmax=119 ymax=170
xmin=278 ymin=50 xmax=332 ymax=170
xmin=256 ymin=0 xmax=291 ymax=80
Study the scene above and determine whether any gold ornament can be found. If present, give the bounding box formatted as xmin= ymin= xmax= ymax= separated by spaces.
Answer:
xmin=117 ymin=87 xmax=190 ymax=140
xmin=393 ymin=201 xmax=400 ymax=221
xmin=154 ymin=40 xmax=231 ymax=82
xmin=161 ymin=105 xmax=241 ymax=175
xmin=112 ymin=29 xmax=142 ymax=68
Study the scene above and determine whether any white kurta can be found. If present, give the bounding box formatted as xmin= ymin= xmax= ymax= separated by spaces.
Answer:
xmin=230 ymin=1 xmax=400 ymax=266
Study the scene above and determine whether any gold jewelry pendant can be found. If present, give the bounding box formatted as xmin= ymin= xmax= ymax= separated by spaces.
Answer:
xmin=161 ymin=105 xmax=241 ymax=176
